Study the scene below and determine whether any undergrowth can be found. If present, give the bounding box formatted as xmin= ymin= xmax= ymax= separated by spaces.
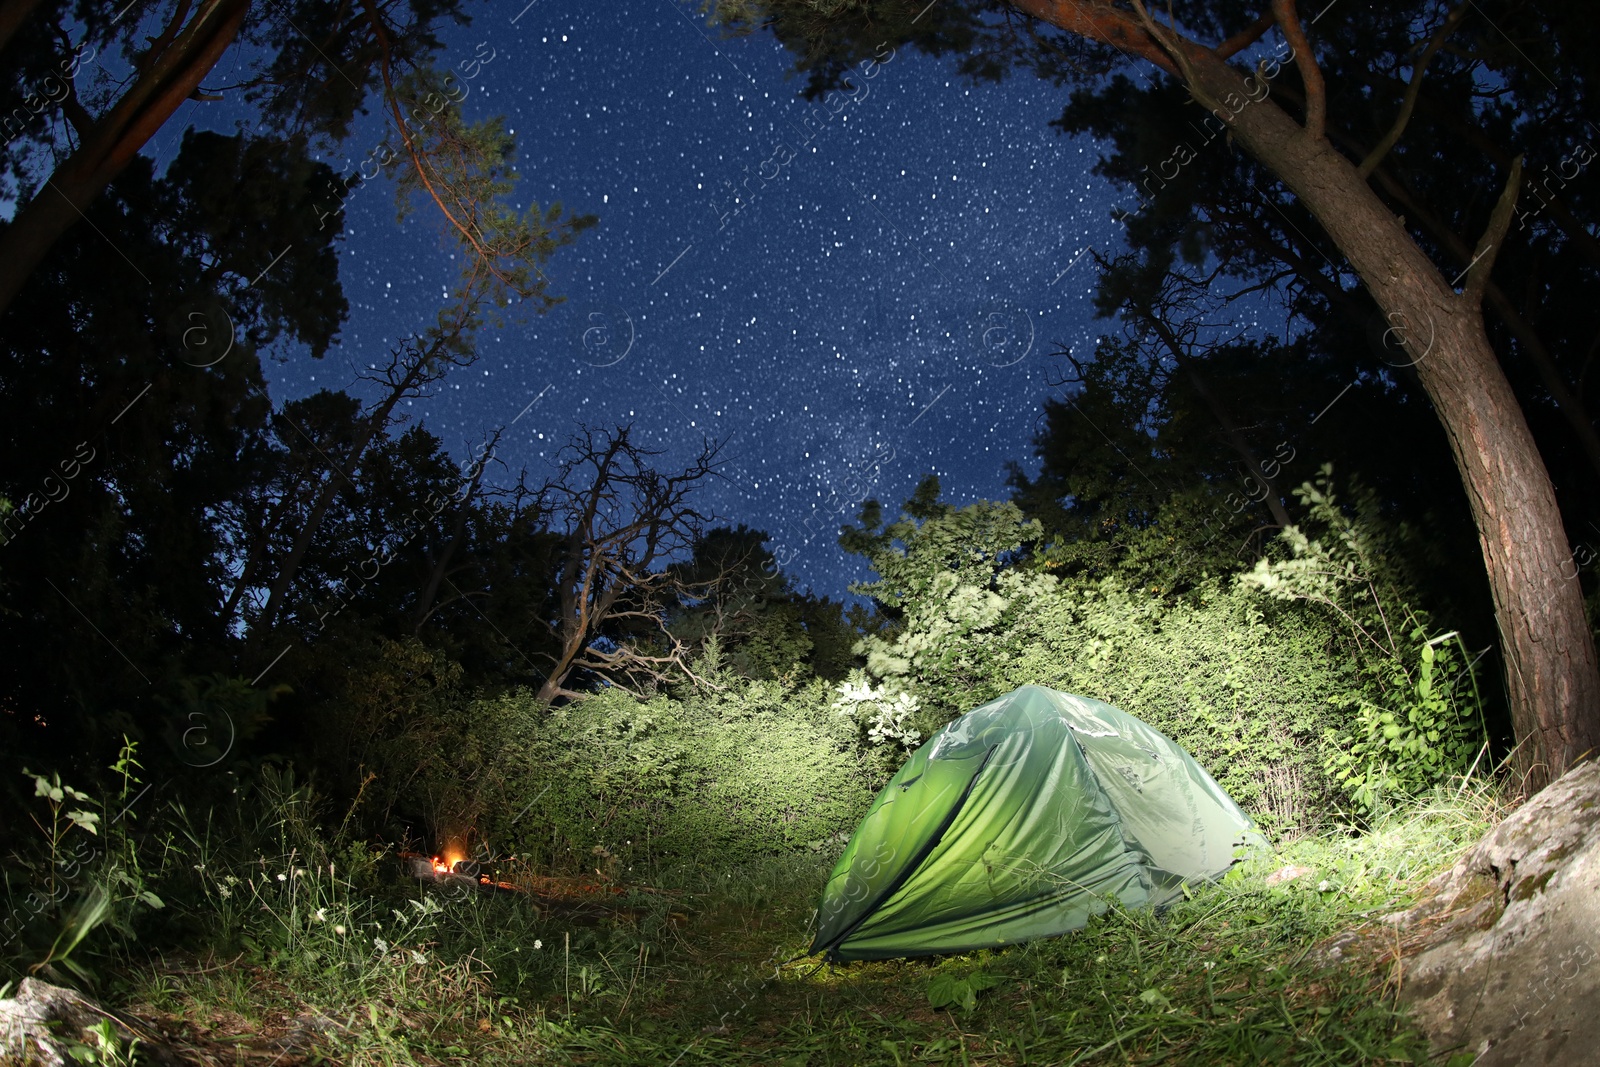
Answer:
xmin=85 ymin=778 xmax=1504 ymax=1066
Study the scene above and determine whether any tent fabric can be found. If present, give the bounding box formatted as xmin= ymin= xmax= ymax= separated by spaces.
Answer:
xmin=812 ymin=684 xmax=1265 ymax=961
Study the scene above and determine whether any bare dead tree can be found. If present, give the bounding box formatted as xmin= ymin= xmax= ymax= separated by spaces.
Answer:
xmin=531 ymin=425 xmax=729 ymax=706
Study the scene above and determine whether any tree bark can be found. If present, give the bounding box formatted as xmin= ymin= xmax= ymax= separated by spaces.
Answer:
xmin=1005 ymin=0 xmax=1600 ymax=786
xmin=1174 ymin=41 xmax=1600 ymax=787
xmin=0 ymin=0 xmax=249 ymax=320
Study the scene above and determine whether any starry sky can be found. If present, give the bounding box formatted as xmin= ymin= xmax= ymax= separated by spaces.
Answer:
xmin=172 ymin=0 xmax=1148 ymax=600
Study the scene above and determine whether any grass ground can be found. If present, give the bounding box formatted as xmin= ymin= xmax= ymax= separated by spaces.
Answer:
xmin=68 ymin=783 xmax=1503 ymax=1066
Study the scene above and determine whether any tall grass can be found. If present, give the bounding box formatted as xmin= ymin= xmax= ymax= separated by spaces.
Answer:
xmin=98 ymin=775 xmax=1504 ymax=1065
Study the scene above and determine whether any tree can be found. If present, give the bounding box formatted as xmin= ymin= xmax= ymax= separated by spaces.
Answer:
xmin=1009 ymin=248 xmax=1486 ymax=623
xmin=242 ymin=297 xmax=484 ymax=640
xmin=531 ymin=426 xmax=727 ymax=706
xmin=713 ymin=0 xmax=1600 ymax=788
xmin=0 ymin=0 xmax=470 ymax=319
xmin=665 ymin=524 xmax=860 ymax=682
xmin=0 ymin=132 xmax=348 ymax=765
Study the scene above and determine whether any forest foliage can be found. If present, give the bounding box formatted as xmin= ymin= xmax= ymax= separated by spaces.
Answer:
xmin=4 ymin=3 xmax=1597 ymax=1034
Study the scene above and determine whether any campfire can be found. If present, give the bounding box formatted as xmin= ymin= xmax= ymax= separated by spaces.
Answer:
xmin=397 ymin=846 xmax=685 ymax=927
xmin=400 ymin=849 xmax=522 ymax=893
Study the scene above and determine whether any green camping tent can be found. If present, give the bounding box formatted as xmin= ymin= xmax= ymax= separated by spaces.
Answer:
xmin=812 ymin=684 xmax=1266 ymax=961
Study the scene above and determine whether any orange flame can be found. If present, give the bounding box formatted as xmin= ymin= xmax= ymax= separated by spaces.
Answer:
xmin=430 ymin=845 xmax=466 ymax=875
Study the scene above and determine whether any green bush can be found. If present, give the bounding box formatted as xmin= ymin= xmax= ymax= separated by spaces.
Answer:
xmin=863 ymin=567 xmax=1349 ymax=832
xmin=479 ymin=669 xmax=878 ymax=871
xmin=1002 ymin=576 xmax=1352 ymax=832
xmin=1241 ymin=467 xmax=1488 ymax=813
xmin=845 ymin=494 xmax=1355 ymax=833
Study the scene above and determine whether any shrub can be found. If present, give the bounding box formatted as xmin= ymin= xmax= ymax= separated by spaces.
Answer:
xmin=1241 ymin=467 xmax=1488 ymax=813
xmin=480 ymin=673 xmax=879 ymax=871
xmin=846 ymin=496 xmax=1355 ymax=833
xmin=307 ymin=636 xmax=516 ymax=850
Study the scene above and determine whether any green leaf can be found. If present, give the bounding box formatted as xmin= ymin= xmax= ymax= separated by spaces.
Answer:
xmin=1138 ymin=987 xmax=1172 ymax=1010
xmin=927 ymin=971 xmax=1000 ymax=1013
xmin=927 ymin=973 xmax=966 ymax=1011
xmin=66 ymin=810 xmax=100 ymax=835
xmin=34 ymin=883 xmax=113 ymax=975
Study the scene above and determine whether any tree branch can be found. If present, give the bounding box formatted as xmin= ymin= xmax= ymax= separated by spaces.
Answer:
xmin=1270 ymin=0 xmax=1325 ymax=139
xmin=1358 ymin=3 xmax=1468 ymax=177
xmin=1464 ymin=155 xmax=1522 ymax=304
xmin=1006 ymin=0 xmax=1180 ymax=75
xmin=1217 ymin=11 xmax=1275 ymax=59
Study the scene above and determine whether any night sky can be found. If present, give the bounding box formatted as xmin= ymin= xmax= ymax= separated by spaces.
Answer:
xmin=159 ymin=0 xmax=1148 ymax=600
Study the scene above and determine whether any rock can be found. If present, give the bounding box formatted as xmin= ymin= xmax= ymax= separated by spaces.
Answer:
xmin=1 ymin=978 xmax=115 ymax=1067
xmin=0 ymin=977 xmax=186 ymax=1066
xmin=402 ymin=853 xmax=479 ymax=890
xmin=1392 ymin=758 xmax=1600 ymax=1066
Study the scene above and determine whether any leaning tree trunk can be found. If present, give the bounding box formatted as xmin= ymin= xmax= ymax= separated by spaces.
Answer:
xmin=1001 ymin=1 xmax=1600 ymax=786
xmin=0 ymin=0 xmax=249 ymax=320
xmin=1175 ymin=43 xmax=1600 ymax=789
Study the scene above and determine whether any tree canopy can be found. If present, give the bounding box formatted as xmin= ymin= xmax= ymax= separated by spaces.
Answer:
xmin=708 ymin=0 xmax=1600 ymax=788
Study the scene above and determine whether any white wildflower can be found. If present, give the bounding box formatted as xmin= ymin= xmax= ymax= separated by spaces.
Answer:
xmin=314 ymin=908 xmax=327 ymax=922
xmin=533 ymin=939 xmax=543 ymax=950
xmin=277 ymin=872 xmax=287 ymax=882
xmin=334 ymin=924 xmax=346 ymax=936
xmin=374 ymin=937 xmax=388 ymax=952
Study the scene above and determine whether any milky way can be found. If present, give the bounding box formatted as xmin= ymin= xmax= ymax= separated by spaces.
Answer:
xmin=260 ymin=0 xmax=1141 ymax=599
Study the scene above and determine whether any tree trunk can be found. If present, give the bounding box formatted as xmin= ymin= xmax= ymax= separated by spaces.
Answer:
xmin=1175 ymin=44 xmax=1600 ymax=788
xmin=1355 ymin=165 xmax=1600 ymax=488
xmin=0 ymin=0 xmax=249 ymax=320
